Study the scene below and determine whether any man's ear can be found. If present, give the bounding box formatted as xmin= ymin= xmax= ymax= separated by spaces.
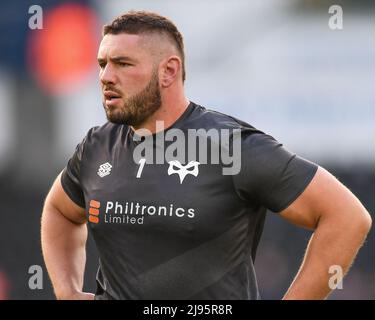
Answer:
xmin=160 ymin=56 xmax=181 ymax=87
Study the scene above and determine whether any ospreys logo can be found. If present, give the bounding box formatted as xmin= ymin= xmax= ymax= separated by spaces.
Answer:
xmin=167 ymin=160 xmax=200 ymax=184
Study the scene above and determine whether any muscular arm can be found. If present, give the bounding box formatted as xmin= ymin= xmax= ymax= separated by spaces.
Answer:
xmin=280 ymin=166 xmax=372 ymax=300
xmin=41 ymin=172 xmax=94 ymax=300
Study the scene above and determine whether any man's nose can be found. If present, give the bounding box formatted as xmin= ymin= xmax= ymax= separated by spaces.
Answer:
xmin=100 ymin=64 xmax=116 ymax=85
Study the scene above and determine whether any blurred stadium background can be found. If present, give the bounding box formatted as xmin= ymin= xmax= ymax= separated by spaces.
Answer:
xmin=0 ymin=0 xmax=374 ymax=299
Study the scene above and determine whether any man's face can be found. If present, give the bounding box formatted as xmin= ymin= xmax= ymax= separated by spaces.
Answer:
xmin=98 ymin=33 xmax=161 ymax=127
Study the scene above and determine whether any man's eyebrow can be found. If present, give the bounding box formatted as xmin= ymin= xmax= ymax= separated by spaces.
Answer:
xmin=97 ymin=56 xmax=137 ymax=64
xmin=111 ymin=56 xmax=135 ymax=62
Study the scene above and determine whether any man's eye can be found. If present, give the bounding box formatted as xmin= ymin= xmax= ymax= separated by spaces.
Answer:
xmin=99 ymin=63 xmax=106 ymax=68
xmin=118 ymin=62 xmax=132 ymax=67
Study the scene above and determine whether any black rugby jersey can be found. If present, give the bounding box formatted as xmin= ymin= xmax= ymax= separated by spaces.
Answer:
xmin=61 ymin=101 xmax=318 ymax=300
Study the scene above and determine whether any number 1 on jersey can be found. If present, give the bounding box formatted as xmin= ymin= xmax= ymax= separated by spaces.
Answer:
xmin=136 ymin=158 xmax=146 ymax=178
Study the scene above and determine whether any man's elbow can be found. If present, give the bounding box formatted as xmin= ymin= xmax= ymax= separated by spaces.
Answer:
xmin=321 ymin=204 xmax=372 ymax=239
xmin=344 ymin=206 xmax=373 ymax=240
xmin=357 ymin=208 xmax=372 ymax=235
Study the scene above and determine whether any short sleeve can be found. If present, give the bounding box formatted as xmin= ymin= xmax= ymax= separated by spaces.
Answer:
xmin=60 ymin=136 xmax=88 ymax=208
xmin=232 ymin=133 xmax=318 ymax=213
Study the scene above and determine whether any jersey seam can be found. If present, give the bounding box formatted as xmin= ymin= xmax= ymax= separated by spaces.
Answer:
xmin=272 ymin=161 xmax=318 ymax=213
xmin=79 ymin=126 xmax=100 ymax=198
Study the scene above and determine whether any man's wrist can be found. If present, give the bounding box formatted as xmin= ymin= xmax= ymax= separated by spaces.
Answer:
xmin=55 ymin=287 xmax=81 ymax=300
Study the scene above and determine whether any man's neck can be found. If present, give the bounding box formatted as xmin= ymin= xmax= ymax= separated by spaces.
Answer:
xmin=131 ymin=95 xmax=190 ymax=134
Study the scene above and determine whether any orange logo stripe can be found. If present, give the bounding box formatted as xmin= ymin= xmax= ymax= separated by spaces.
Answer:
xmin=89 ymin=208 xmax=99 ymax=216
xmin=90 ymin=200 xmax=101 ymax=208
xmin=89 ymin=215 xmax=99 ymax=224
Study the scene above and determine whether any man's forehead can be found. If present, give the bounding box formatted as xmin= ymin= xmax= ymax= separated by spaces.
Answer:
xmin=98 ymin=33 xmax=144 ymax=58
xmin=98 ymin=32 xmax=175 ymax=59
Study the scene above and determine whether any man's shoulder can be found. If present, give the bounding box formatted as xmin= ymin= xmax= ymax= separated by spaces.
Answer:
xmin=190 ymin=102 xmax=264 ymax=135
xmin=81 ymin=122 xmax=129 ymax=147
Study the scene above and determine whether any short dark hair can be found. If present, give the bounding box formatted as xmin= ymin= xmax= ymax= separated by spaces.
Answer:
xmin=103 ymin=11 xmax=186 ymax=82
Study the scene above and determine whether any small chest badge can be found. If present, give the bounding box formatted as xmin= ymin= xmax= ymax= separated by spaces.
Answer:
xmin=97 ymin=162 xmax=112 ymax=178
xmin=167 ymin=160 xmax=200 ymax=184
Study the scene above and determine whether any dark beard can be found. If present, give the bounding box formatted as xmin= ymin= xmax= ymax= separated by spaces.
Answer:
xmin=104 ymin=70 xmax=161 ymax=127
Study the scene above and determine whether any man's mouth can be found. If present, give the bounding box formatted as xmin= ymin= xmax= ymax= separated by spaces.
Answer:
xmin=104 ymin=91 xmax=122 ymax=106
